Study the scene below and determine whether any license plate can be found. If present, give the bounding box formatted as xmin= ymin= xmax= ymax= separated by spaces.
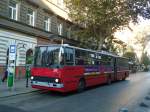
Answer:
xmin=33 ymin=81 xmax=49 ymax=87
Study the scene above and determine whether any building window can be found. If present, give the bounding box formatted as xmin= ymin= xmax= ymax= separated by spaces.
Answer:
xmin=57 ymin=0 xmax=64 ymax=6
xmin=9 ymin=0 xmax=18 ymax=20
xmin=44 ymin=17 xmax=51 ymax=32
xmin=57 ymin=23 xmax=63 ymax=35
xmin=27 ymin=8 xmax=35 ymax=26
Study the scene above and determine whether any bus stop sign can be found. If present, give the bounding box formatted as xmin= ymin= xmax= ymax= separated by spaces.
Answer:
xmin=9 ymin=45 xmax=16 ymax=60
xmin=7 ymin=45 xmax=16 ymax=88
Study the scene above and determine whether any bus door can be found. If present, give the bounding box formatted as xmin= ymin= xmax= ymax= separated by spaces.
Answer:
xmin=113 ymin=58 xmax=117 ymax=81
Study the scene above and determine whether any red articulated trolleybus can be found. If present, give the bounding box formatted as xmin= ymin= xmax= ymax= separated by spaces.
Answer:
xmin=31 ymin=44 xmax=129 ymax=92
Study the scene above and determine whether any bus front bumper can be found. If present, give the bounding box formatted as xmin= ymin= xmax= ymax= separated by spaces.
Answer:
xmin=31 ymin=81 xmax=64 ymax=88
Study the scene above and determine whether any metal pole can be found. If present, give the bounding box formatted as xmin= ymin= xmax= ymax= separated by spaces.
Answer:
xmin=61 ymin=39 xmax=64 ymax=45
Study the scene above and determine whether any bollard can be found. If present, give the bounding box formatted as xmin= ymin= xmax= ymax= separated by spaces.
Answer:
xmin=7 ymin=71 xmax=14 ymax=88
xmin=7 ymin=65 xmax=15 ymax=88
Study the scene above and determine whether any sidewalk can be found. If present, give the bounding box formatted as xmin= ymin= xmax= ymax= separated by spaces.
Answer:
xmin=0 ymin=78 xmax=38 ymax=98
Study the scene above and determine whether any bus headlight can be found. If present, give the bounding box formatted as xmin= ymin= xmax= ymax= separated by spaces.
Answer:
xmin=31 ymin=76 xmax=34 ymax=80
xmin=55 ymin=78 xmax=59 ymax=83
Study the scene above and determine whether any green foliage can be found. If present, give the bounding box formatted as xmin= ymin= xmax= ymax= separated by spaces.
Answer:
xmin=101 ymin=36 xmax=117 ymax=52
xmin=123 ymin=51 xmax=137 ymax=62
xmin=141 ymin=52 xmax=150 ymax=67
xmin=66 ymin=0 xmax=133 ymax=50
xmin=127 ymin=0 xmax=150 ymax=20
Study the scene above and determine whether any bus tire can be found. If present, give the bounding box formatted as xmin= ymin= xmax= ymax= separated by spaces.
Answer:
xmin=77 ymin=79 xmax=85 ymax=93
xmin=107 ymin=78 xmax=111 ymax=85
xmin=122 ymin=76 xmax=126 ymax=80
xmin=122 ymin=73 xmax=127 ymax=80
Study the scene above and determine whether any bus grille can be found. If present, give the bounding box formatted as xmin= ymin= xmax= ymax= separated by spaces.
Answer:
xmin=32 ymin=76 xmax=56 ymax=83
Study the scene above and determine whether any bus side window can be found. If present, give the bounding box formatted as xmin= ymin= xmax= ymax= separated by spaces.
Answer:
xmin=78 ymin=56 xmax=84 ymax=65
xmin=64 ymin=47 xmax=74 ymax=65
xmin=75 ymin=49 xmax=84 ymax=65
xmin=60 ymin=54 xmax=65 ymax=65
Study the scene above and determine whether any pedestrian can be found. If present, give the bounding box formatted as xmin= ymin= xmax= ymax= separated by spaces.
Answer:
xmin=2 ymin=69 xmax=8 ymax=82
xmin=26 ymin=65 xmax=30 ymax=88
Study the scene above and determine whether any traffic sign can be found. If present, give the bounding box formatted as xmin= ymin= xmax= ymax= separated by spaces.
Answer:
xmin=9 ymin=45 xmax=16 ymax=60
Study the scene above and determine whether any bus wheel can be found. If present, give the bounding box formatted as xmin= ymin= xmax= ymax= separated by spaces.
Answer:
xmin=77 ymin=79 xmax=85 ymax=93
xmin=107 ymin=78 xmax=111 ymax=85
xmin=122 ymin=77 xmax=126 ymax=80
xmin=122 ymin=73 xmax=127 ymax=80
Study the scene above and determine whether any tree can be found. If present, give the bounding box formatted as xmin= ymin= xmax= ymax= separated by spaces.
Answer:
xmin=135 ymin=34 xmax=150 ymax=55
xmin=66 ymin=0 xmax=150 ymax=51
xmin=131 ymin=23 xmax=150 ymax=61
xmin=123 ymin=52 xmax=137 ymax=61
xmin=124 ymin=1 xmax=150 ymax=58
xmin=141 ymin=52 xmax=150 ymax=71
xmin=66 ymin=0 xmax=132 ymax=50
xmin=128 ymin=0 xmax=150 ymax=20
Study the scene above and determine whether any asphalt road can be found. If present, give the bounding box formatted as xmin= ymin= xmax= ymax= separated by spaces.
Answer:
xmin=1 ymin=72 xmax=150 ymax=112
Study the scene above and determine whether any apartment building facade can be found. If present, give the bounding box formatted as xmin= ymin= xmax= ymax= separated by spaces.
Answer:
xmin=0 ymin=0 xmax=76 ymax=78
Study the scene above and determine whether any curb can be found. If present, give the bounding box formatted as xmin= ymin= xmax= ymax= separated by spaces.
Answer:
xmin=0 ymin=90 xmax=40 ymax=99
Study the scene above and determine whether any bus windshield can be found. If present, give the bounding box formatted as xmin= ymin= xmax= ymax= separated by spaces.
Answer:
xmin=34 ymin=46 xmax=63 ymax=68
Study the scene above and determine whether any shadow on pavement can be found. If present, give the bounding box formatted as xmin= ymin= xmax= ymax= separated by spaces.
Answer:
xmin=37 ymin=79 xmax=130 ymax=97
xmin=0 ymin=104 xmax=32 ymax=112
